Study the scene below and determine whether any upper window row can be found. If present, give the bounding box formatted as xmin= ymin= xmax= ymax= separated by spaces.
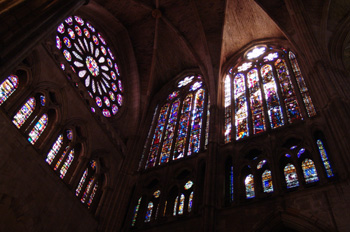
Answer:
xmin=224 ymin=45 xmax=316 ymax=143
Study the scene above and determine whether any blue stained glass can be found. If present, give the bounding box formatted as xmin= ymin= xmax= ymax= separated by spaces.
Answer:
xmin=145 ymin=202 xmax=153 ymax=222
xmin=302 ymin=159 xmax=319 ymax=183
xmin=297 ymin=148 xmax=305 ymax=158
xmin=316 ymin=139 xmax=334 ymax=177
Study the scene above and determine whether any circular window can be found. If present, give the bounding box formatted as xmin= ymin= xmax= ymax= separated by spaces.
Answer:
xmin=56 ymin=16 xmax=124 ymax=117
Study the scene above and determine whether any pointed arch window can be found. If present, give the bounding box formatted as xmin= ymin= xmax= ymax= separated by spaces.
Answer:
xmin=301 ymin=158 xmax=319 ymax=183
xmin=131 ymin=197 xmax=142 ymax=226
xmin=0 ymin=75 xmax=18 ymax=105
xmin=12 ymin=97 xmax=36 ymax=128
xmin=316 ymin=139 xmax=334 ymax=177
xmin=224 ymin=45 xmax=316 ymax=143
xmin=56 ymin=16 xmax=124 ymax=117
xmin=284 ymin=163 xmax=299 ymax=188
xmin=173 ymin=180 xmax=194 ymax=216
xmin=262 ymin=169 xmax=274 ymax=193
xmin=245 ymin=174 xmax=255 ymax=199
xmin=143 ymin=75 xmax=210 ymax=169
xmin=28 ymin=113 xmax=48 ymax=144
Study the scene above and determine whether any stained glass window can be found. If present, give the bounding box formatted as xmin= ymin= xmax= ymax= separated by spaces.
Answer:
xmin=12 ymin=97 xmax=36 ymax=128
xmin=302 ymin=159 xmax=319 ymax=183
xmin=54 ymin=146 xmax=69 ymax=171
xmin=257 ymin=160 xmax=266 ymax=169
xmin=0 ymin=75 xmax=18 ymax=105
xmin=284 ymin=163 xmax=299 ymax=188
xmin=316 ymin=139 xmax=334 ymax=177
xmin=60 ymin=149 xmax=74 ymax=179
xmin=81 ymin=177 xmax=94 ymax=203
xmin=145 ymin=202 xmax=153 ymax=222
xmin=173 ymin=196 xmax=178 ymax=216
xmin=28 ymin=114 xmax=48 ymax=144
xmin=144 ymin=75 xmax=209 ymax=169
xmin=132 ymin=197 xmax=142 ymax=226
xmin=224 ymin=75 xmax=232 ymax=143
xmin=178 ymin=194 xmax=185 ymax=215
xmin=76 ymin=168 xmax=88 ymax=196
xmin=230 ymin=165 xmax=234 ymax=202
xmin=245 ymin=174 xmax=255 ymax=199
xmin=225 ymin=45 xmax=316 ymax=142
xmin=56 ymin=16 xmax=123 ymax=117
xmin=46 ymin=134 xmax=63 ymax=164
xmin=289 ymin=52 xmax=316 ymax=117
xmin=188 ymin=192 xmax=193 ymax=213
xmin=87 ymin=182 xmax=98 ymax=207
xmin=262 ymin=170 xmax=273 ymax=193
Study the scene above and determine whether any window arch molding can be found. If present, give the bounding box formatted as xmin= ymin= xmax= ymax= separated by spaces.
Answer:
xmin=222 ymin=40 xmax=316 ymax=143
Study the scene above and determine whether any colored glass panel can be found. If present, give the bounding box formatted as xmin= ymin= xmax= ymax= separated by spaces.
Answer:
xmin=46 ymin=134 xmax=63 ymax=164
xmin=224 ymin=75 xmax=232 ymax=143
xmin=297 ymin=148 xmax=305 ymax=158
xmin=184 ymin=181 xmax=193 ymax=190
xmin=60 ymin=149 xmax=74 ymax=179
xmin=28 ymin=114 xmax=48 ymax=144
xmin=261 ymin=64 xmax=284 ymax=129
xmin=274 ymin=59 xmax=302 ymax=123
xmin=230 ymin=166 xmax=234 ymax=202
xmin=178 ymin=194 xmax=185 ymax=215
xmin=204 ymin=98 xmax=210 ymax=149
xmin=302 ymin=159 xmax=319 ymax=183
xmin=132 ymin=197 xmax=142 ymax=226
xmin=12 ymin=97 xmax=36 ymax=128
xmin=54 ymin=146 xmax=69 ymax=170
xmin=145 ymin=202 xmax=153 ymax=222
xmin=81 ymin=177 xmax=94 ymax=203
xmin=247 ymin=69 xmax=265 ymax=134
xmin=316 ymin=139 xmax=334 ymax=177
xmin=76 ymin=168 xmax=88 ymax=196
xmin=159 ymin=99 xmax=180 ymax=164
xmin=173 ymin=196 xmax=178 ymax=216
xmin=234 ymin=74 xmax=248 ymax=140
xmin=262 ymin=170 xmax=273 ymax=193
xmin=284 ymin=163 xmax=299 ymax=188
xmin=245 ymin=174 xmax=255 ymax=199
xmin=87 ymin=182 xmax=98 ymax=207
xmin=40 ymin=95 xmax=46 ymax=106
xmin=173 ymin=94 xmax=193 ymax=160
xmin=188 ymin=89 xmax=205 ymax=156
xmin=146 ymin=103 xmax=170 ymax=168
xmin=153 ymin=190 xmax=161 ymax=198
xmin=178 ymin=76 xmax=194 ymax=88
xmin=0 ymin=75 xmax=18 ymax=105
xmin=289 ymin=52 xmax=316 ymax=117
xmin=257 ymin=160 xmax=266 ymax=169
xmin=167 ymin=91 xmax=179 ymax=101
xmin=188 ymin=192 xmax=193 ymax=213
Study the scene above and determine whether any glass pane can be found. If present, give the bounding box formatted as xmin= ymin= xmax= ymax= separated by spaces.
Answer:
xmin=234 ymin=74 xmax=248 ymax=140
xmin=245 ymin=174 xmax=255 ymax=199
xmin=302 ymin=159 xmax=319 ymax=183
xmin=12 ymin=97 xmax=36 ymax=128
xmin=0 ymin=75 xmax=18 ymax=105
xmin=284 ymin=163 xmax=299 ymax=188
xmin=28 ymin=114 xmax=48 ymax=144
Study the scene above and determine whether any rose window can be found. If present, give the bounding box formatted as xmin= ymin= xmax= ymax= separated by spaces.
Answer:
xmin=56 ymin=16 xmax=124 ymax=117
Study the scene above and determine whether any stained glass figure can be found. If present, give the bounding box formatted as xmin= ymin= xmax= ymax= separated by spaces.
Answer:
xmin=316 ymin=139 xmax=334 ymax=177
xmin=146 ymin=103 xmax=170 ymax=168
xmin=76 ymin=168 xmax=88 ymax=196
xmin=173 ymin=94 xmax=192 ymax=160
xmin=173 ymin=196 xmax=178 ymax=216
xmin=234 ymin=74 xmax=248 ymax=140
xmin=188 ymin=89 xmax=205 ymax=156
xmin=46 ymin=134 xmax=63 ymax=164
xmin=145 ymin=202 xmax=153 ymax=222
xmin=261 ymin=64 xmax=284 ymax=129
xmin=0 ymin=75 xmax=18 ymax=105
xmin=302 ymin=159 xmax=319 ymax=183
xmin=262 ymin=170 xmax=273 ymax=193
xmin=224 ymin=75 xmax=232 ymax=143
xmin=188 ymin=192 xmax=193 ymax=213
xmin=28 ymin=114 xmax=48 ymax=144
xmin=178 ymin=194 xmax=185 ymax=215
xmin=247 ymin=69 xmax=265 ymax=134
xmin=289 ymin=52 xmax=316 ymax=117
xmin=159 ymin=99 xmax=180 ymax=164
xmin=56 ymin=16 xmax=123 ymax=117
xmin=284 ymin=163 xmax=299 ymax=188
xmin=132 ymin=197 xmax=142 ymax=226
xmin=60 ymin=149 xmax=74 ymax=179
xmin=274 ymin=59 xmax=302 ymax=123
xmin=245 ymin=174 xmax=255 ymax=199
xmin=12 ymin=97 xmax=36 ymax=128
